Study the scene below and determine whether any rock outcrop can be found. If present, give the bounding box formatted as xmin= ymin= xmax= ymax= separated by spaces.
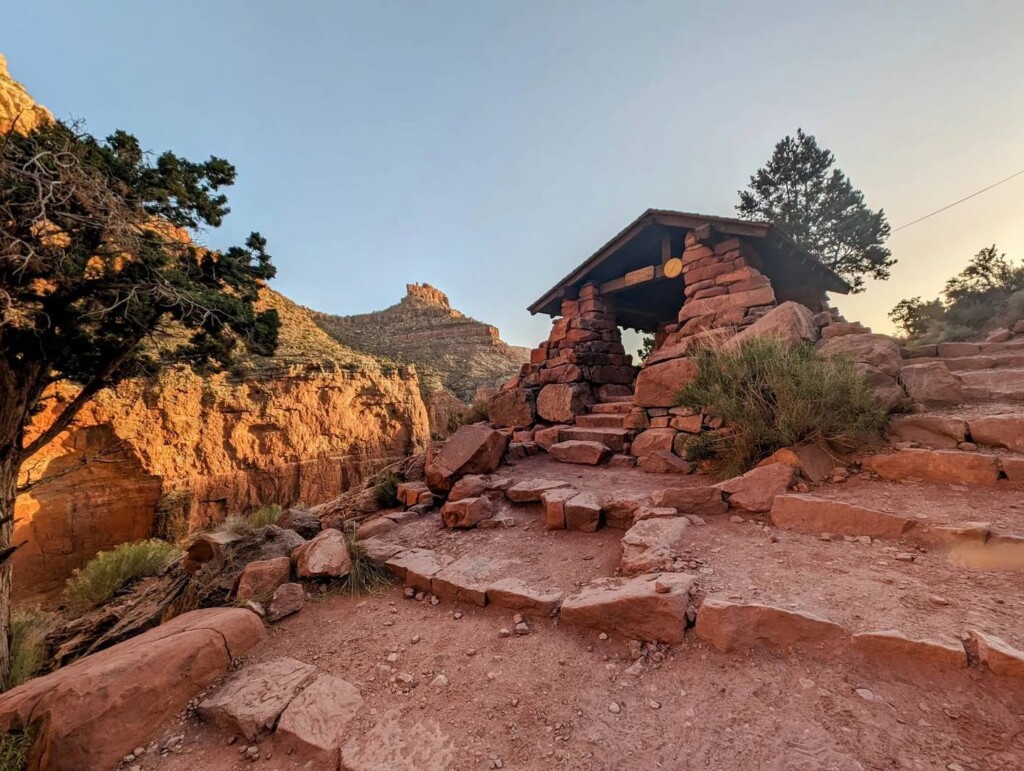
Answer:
xmin=312 ymin=283 xmax=529 ymax=430
xmin=0 ymin=53 xmax=53 ymax=133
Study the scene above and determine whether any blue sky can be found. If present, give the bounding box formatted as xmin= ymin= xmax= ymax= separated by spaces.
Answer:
xmin=5 ymin=1 xmax=1024 ymax=348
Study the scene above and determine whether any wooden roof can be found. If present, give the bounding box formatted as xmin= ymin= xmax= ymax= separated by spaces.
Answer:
xmin=528 ymin=209 xmax=851 ymax=330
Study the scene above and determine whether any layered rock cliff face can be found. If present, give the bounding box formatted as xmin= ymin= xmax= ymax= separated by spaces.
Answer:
xmin=3 ymin=57 xmax=430 ymax=596
xmin=312 ymin=284 xmax=529 ymax=433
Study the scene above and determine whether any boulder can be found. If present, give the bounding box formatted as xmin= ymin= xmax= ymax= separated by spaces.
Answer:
xmin=968 ymin=630 xmax=1024 ymax=677
xmin=727 ymin=301 xmax=818 ymax=350
xmin=565 ymin=493 xmax=603 ymax=532
xmin=758 ymin=442 xmax=836 ymax=483
xmin=0 ymin=608 xmax=264 ymax=771
xmin=887 ymin=415 xmax=967 ymax=449
xmin=608 ymin=454 xmax=637 ymax=468
xmin=770 ymin=494 xmax=913 ymax=539
xmin=440 ymin=496 xmax=494 ymax=529
xmin=634 ymin=358 xmax=699 ymax=408
xmin=275 ymin=674 xmax=363 ymax=766
xmin=541 ymin=487 xmax=578 ymax=530
xmin=199 ymin=657 xmax=316 ymax=741
xmin=864 ymin=449 xmax=1000 ymax=486
xmin=294 ymin=528 xmax=352 ymax=578
xmin=236 ymin=556 xmax=292 ymax=602
xmin=549 ymin=440 xmax=610 ymax=465
xmin=850 ymin=630 xmax=967 ymax=668
xmin=267 ymin=582 xmax=305 ymax=622
xmin=600 ymin=491 xmax=651 ymax=530
xmin=818 ymin=333 xmax=902 ymax=378
xmin=355 ymin=517 xmax=397 ymax=540
xmin=486 ymin=578 xmax=563 ymax=616
xmin=560 ymin=573 xmax=697 ymax=644
xmin=278 ymin=509 xmax=322 ymax=539
xmin=534 ymin=425 xmax=567 ymax=451
xmin=650 ymin=485 xmax=727 ymax=516
xmin=639 ymin=450 xmax=691 ymax=474
xmin=448 ymin=474 xmax=488 ymax=502
xmin=695 ymin=598 xmax=847 ymax=652
xmin=425 ymin=424 xmax=509 ymax=492
xmin=715 ymin=464 xmax=795 ymax=513
xmin=968 ymin=414 xmax=1024 ymax=453
xmin=630 ymin=428 xmax=677 ymax=457
xmin=488 ymin=387 xmax=537 ymax=428
xmin=620 ymin=517 xmax=690 ymax=574
xmin=536 ymin=383 xmax=591 ymax=423
xmin=899 ymin=361 xmax=964 ymax=405
xmin=358 ymin=537 xmax=405 ymax=563
xmin=507 ymin=478 xmax=572 ymax=503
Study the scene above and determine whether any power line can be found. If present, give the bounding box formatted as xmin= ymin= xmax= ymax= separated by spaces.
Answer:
xmin=892 ymin=167 xmax=1024 ymax=232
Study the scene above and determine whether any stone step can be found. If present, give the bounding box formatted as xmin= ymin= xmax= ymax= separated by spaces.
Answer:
xmin=575 ymin=413 xmax=624 ymax=429
xmin=590 ymin=401 xmax=633 ymax=414
xmin=559 ymin=426 xmax=632 ymax=452
xmin=908 ymin=353 xmax=1024 ymax=372
xmin=956 ymin=369 xmax=1024 ymax=402
xmin=599 ymin=394 xmax=634 ymax=403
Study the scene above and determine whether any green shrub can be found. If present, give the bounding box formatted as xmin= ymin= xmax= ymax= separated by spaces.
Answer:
xmin=64 ymin=539 xmax=180 ymax=610
xmin=6 ymin=610 xmax=56 ymax=690
xmin=675 ymin=337 xmax=887 ymax=477
xmin=0 ymin=729 xmax=34 ymax=771
xmin=373 ymin=471 xmax=402 ymax=508
xmin=248 ymin=504 xmax=282 ymax=528
xmin=342 ymin=539 xmax=394 ymax=596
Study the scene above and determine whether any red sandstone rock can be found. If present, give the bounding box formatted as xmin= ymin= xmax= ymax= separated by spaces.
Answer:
xmin=670 ymin=413 xmax=703 ymax=433
xmin=899 ymin=361 xmax=964 ymax=405
xmin=650 ymin=485 xmax=727 ymax=516
xmin=425 ymin=424 xmax=509 ymax=492
xmin=560 ymin=573 xmax=697 ymax=643
xmin=937 ymin=342 xmax=980 ymax=357
xmin=639 ymin=450 xmax=691 ymax=474
xmin=275 ymin=673 xmax=363 ymax=766
xmin=968 ymin=630 xmax=1024 ymax=677
xmin=486 ymin=578 xmax=563 ymax=616
xmin=199 ymin=657 xmax=316 ymax=741
xmin=448 ymin=474 xmax=488 ymax=502
xmin=608 ymin=454 xmax=636 ymax=468
xmin=727 ymin=301 xmax=818 ymax=350
xmin=549 ymin=440 xmax=611 ymax=465
xmin=818 ymin=333 xmax=902 ymax=378
xmin=355 ymin=516 xmax=397 ymax=540
xmin=634 ymin=358 xmax=699 ymax=408
xmin=533 ymin=424 xmax=566 ymax=451
xmin=267 ymin=582 xmax=304 ymax=622
xmin=630 ymin=428 xmax=677 ymax=457
xmin=358 ymin=537 xmax=405 ymax=563
xmin=488 ymin=387 xmax=537 ymax=427
xmin=968 ymin=414 xmax=1024 ymax=453
xmin=294 ymin=528 xmax=352 ymax=578
xmin=559 ymin=426 xmax=630 ymax=451
xmin=562 ymin=492 xmax=602 ymax=532
xmin=620 ymin=517 xmax=690 ymax=574
xmin=0 ymin=608 xmax=264 ymax=771
xmin=236 ymin=556 xmax=292 ymax=602
xmin=716 ymin=463 xmax=795 ymax=513
xmin=887 ymin=415 xmax=967 ymax=449
xmin=600 ymin=490 xmax=652 ymax=530
xmin=695 ymin=598 xmax=847 ymax=652
xmin=958 ymin=369 xmax=1024 ymax=402
xmin=770 ymin=494 xmax=913 ymax=539
xmin=864 ymin=449 xmax=1000 ymax=485
xmin=440 ymin=496 xmax=494 ymax=529
xmin=540 ymin=487 xmax=577 ymax=530
xmin=758 ymin=442 xmax=836 ymax=483
xmin=1000 ymin=456 xmax=1024 ymax=482
xmin=631 ymin=506 xmax=679 ymax=523
xmin=432 ymin=554 xmax=512 ymax=606
xmin=507 ymin=478 xmax=572 ymax=502
xmin=850 ymin=630 xmax=966 ymax=668
xmin=537 ymin=383 xmax=591 ymax=423
xmin=384 ymin=548 xmax=450 ymax=593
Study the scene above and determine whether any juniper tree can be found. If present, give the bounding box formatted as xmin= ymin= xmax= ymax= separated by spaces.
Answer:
xmin=0 ymin=120 xmax=279 ymax=686
xmin=737 ymin=128 xmax=894 ymax=292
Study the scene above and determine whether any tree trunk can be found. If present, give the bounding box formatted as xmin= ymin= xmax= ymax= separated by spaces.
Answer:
xmin=0 ymin=452 xmax=16 ymax=690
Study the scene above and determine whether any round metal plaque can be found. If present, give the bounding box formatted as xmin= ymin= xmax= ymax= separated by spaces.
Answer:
xmin=663 ymin=257 xmax=683 ymax=278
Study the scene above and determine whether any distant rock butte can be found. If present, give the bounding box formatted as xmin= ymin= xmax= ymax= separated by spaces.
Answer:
xmin=312 ymin=283 xmax=530 ymax=427
xmin=0 ymin=53 xmax=53 ymax=133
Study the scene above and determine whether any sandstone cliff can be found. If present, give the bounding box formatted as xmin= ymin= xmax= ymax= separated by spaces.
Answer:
xmin=312 ymin=284 xmax=529 ymax=431
xmin=0 ymin=53 xmax=53 ymax=133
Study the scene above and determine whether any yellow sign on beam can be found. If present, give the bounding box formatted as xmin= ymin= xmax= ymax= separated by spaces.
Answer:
xmin=663 ymin=258 xmax=683 ymax=279
xmin=624 ymin=265 xmax=656 ymax=286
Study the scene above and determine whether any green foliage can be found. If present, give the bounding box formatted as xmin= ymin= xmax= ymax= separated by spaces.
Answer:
xmin=248 ymin=504 xmax=282 ymax=528
xmin=342 ymin=539 xmax=394 ymax=596
xmin=637 ymin=335 xmax=656 ymax=362
xmin=890 ymin=245 xmax=1024 ymax=342
xmin=675 ymin=338 xmax=887 ymax=477
xmin=64 ymin=539 xmax=180 ymax=610
xmin=737 ymin=128 xmax=893 ymax=293
xmin=0 ymin=728 xmax=34 ymax=771
xmin=7 ymin=610 xmax=57 ymax=690
xmin=374 ymin=472 xmax=402 ymax=508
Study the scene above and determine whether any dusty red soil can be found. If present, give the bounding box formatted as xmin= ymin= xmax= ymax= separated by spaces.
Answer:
xmin=137 ymin=456 xmax=1024 ymax=770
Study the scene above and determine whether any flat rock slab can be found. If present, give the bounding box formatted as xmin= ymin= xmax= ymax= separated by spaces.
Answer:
xmin=969 ymin=630 xmax=1024 ymax=678
xmin=199 ymin=657 xmax=317 ymax=741
xmin=887 ymin=415 xmax=967 ymax=449
xmin=864 ymin=449 xmax=1001 ymax=486
xmin=275 ymin=673 xmax=363 ymax=765
xmin=507 ymin=478 xmax=572 ymax=503
xmin=770 ymin=494 xmax=913 ymax=539
xmin=851 ymin=630 xmax=966 ymax=668
xmin=558 ymin=426 xmax=630 ymax=452
xmin=359 ymin=537 xmax=406 ymax=563
xmin=560 ymin=572 xmax=697 ymax=644
xmin=0 ymin=608 xmax=264 ymax=771
xmin=486 ymin=578 xmax=563 ymax=616
xmin=695 ymin=598 xmax=848 ymax=653
xmin=432 ymin=554 xmax=514 ymax=606
xmin=541 ymin=487 xmax=578 ymax=530
xmin=968 ymin=414 xmax=1024 ymax=453
xmin=549 ymin=440 xmax=611 ymax=465
xmin=620 ymin=517 xmax=691 ymax=574
xmin=716 ymin=464 xmax=795 ymax=513
xmin=354 ymin=517 xmax=398 ymax=540
xmin=651 ymin=485 xmax=727 ymax=516
xmin=385 ymin=548 xmax=451 ymax=593
xmin=267 ymin=582 xmax=305 ymax=623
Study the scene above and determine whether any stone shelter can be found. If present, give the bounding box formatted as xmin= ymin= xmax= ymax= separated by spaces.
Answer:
xmin=490 ymin=209 xmax=851 ymax=429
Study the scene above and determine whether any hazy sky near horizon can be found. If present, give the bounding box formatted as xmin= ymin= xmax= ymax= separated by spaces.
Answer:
xmin=6 ymin=1 xmax=1024 ymax=348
